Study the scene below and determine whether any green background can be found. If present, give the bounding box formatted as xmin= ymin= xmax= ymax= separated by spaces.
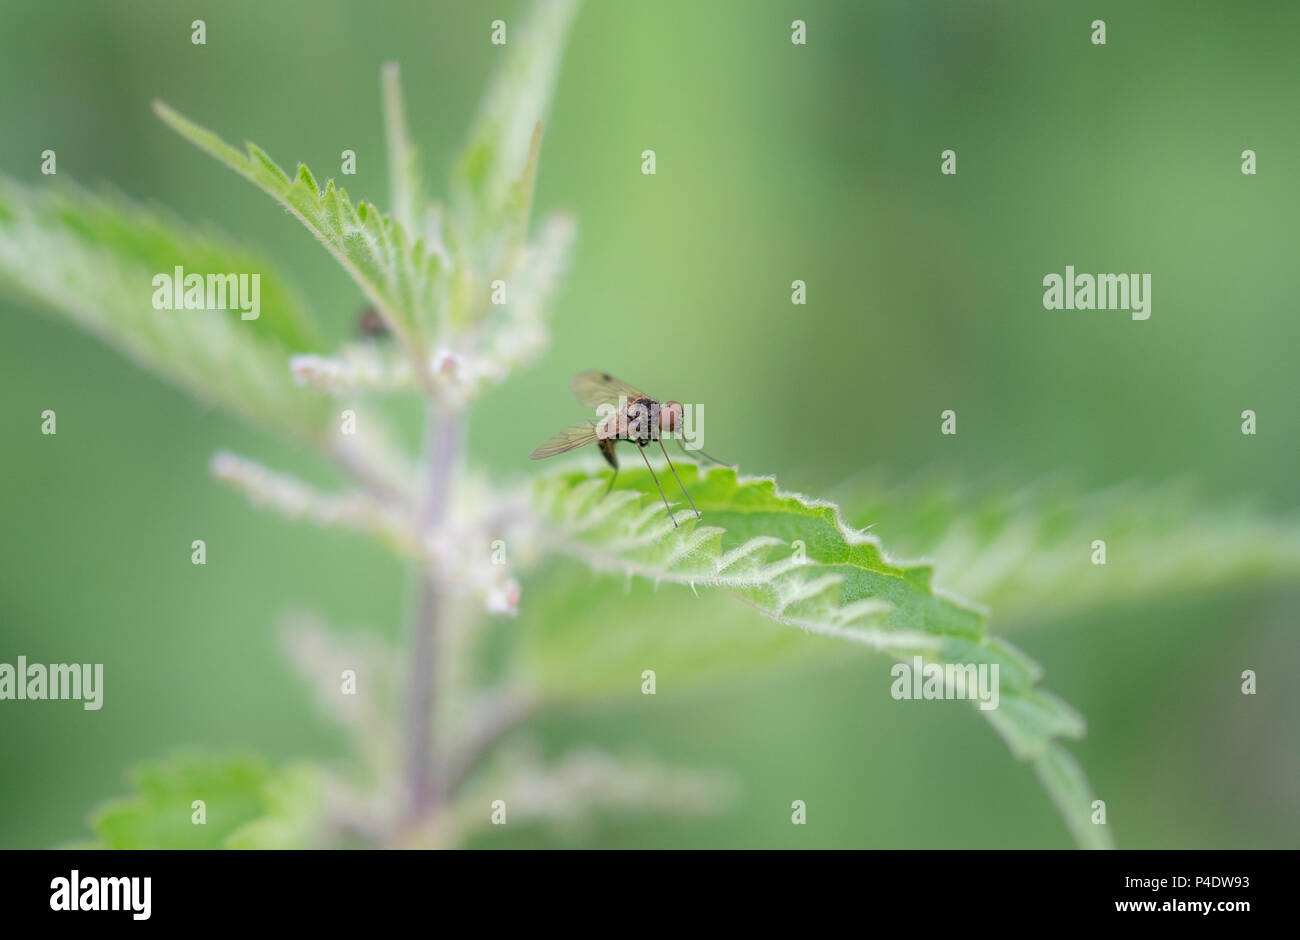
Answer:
xmin=1 ymin=0 xmax=1296 ymax=848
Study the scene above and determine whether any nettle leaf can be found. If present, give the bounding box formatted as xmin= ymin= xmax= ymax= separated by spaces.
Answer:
xmin=381 ymin=62 xmax=424 ymax=234
xmin=527 ymin=462 xmax=1111 ymax=849
xmin=153 ymin=101 xmax=442 ymax=360
xmin=445 ymin=749 xmax=734 ymax=848
xmin=0 ymin=179 xmax=332 ymax=441
xmin=453 ymin=0 xmax=580 ymax=243
xmin=82 ymin=753 xmax=273 ymax=849
xmin=842 ymin=476 xmax=1300 ymax=626
xmin=224 ymin=763 xmax=330 ymax=849
xmin=81 ymin=753 xmax=335 ymax=850
xmin=477 ymin=212 xmax=576 ymax=379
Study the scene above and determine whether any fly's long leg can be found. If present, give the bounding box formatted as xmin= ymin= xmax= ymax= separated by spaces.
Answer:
xmin=637 ymin=445 xmax=678 ymax=528
xmin=659 ymin=439 xmax=702 ymax=520
xmin=675 ymin=438 xmax=733 ymax=468
xmin=603 ymin=463 xmax=619 ymax=498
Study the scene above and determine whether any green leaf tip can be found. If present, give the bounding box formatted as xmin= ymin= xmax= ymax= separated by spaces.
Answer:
xmin=153 ymin=100 xmax=453 ymax=378
xmin=77 ymin=751 xmax=332 ymax=850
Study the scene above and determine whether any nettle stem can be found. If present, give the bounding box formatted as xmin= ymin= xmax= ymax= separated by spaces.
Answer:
xmin=404 ymin=401 xmax=463 ymax=820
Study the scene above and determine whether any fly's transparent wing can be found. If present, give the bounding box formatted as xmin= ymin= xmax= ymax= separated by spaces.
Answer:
xmin=529 ymin=422 xmax=599 ymax=459
xmin=572 ymin=370 xmax=651 ymax=408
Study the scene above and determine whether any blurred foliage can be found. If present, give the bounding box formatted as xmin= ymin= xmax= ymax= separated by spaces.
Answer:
xmin=80 ymin=753 xmax=274 ymax=849
xmin=0 ymin=181 xmax=330 ymax=439
xmin=839 ymin=474 xmax=1300 ymax=626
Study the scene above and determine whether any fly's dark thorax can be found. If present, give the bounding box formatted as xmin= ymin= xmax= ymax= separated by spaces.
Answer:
xmin=596 ymin=397 xmax=661 ymax=449
xmin=626 ymin=397 xmax=660 ymax=445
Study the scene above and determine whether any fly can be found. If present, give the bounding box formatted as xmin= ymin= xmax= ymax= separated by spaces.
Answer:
xmin=528 ymin=370 xmax=728 ymax=528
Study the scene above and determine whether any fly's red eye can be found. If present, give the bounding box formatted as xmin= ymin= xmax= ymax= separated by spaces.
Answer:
xmin=660 ymin=401 xmax=683 ymax=431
